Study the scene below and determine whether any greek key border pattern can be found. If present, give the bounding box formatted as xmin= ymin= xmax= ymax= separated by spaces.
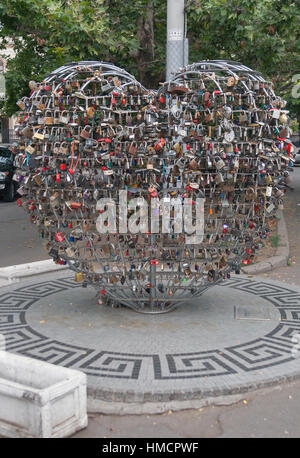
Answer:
xmin=0 ymin=277 xmax=299 ymax=380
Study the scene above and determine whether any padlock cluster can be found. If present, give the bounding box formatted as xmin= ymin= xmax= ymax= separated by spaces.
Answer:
xmin=13 ymin=60 xmax=295 ymax=313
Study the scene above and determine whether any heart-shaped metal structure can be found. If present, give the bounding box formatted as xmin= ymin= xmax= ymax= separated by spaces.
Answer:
xmin=14 ymin=60 xmax=295 ymax=313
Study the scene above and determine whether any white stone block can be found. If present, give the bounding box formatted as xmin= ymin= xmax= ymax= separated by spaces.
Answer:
xmin=0 ymin=260 xmax=68 ymax=283
xmin=0 ymin=351 xmax=88 ymax=438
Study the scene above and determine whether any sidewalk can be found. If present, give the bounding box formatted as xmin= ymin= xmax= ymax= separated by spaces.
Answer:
xmin=73 ymin=380 xmax=300 ymax=438
xmin=261 ymin=169 xmax=300 ymax=285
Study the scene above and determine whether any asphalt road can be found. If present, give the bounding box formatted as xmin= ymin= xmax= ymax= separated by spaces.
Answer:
xmin=0 ymin=197 xmax=49 ymax=268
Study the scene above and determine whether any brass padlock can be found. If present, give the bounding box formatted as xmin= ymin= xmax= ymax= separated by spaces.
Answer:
xmin=44 ymin=110 xmax=53 ymax=125
xmin=75 ymin=272 xmax=83 ymax=282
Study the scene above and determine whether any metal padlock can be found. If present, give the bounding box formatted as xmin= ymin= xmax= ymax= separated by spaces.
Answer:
xmin=80 ymin=125 xmax=92 ymax=139
xmin=215 ymin=157 xmax=225 ymax=171
xmin=75 ymin=272 xmax=83 ymax=282
xmin=44 ymin=110 xmax=54 ymax=125
xmin=60 ymin=110 xmax=70 ymax=124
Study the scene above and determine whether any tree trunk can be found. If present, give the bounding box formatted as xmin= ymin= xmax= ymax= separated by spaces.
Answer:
xmin=136 ymin=1 xmax=155 ymax=88
xmin=1 ymin=118 xmax=9 ymax=144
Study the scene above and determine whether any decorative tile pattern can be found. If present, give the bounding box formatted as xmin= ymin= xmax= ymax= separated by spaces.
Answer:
xmin=1 ymin=276 xmax=300 ymax=384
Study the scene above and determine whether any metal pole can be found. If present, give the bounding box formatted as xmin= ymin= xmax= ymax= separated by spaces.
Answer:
xmin=166 ymin=0 xmax=188 ymax=81
xmin=150 ymin=234 xmax=157 ymax=309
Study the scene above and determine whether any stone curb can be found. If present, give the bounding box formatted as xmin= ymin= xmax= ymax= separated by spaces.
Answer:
xmin=241 ymin=210 xmax=289 ymax=275
xmin=0 ymin=259 xmax=68 ymax=283
xmin=86 ymin=370 xmax=300 ymax=415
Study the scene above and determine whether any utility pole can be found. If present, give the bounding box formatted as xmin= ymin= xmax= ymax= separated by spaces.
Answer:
xmin=166 ymin=0 xmax=189 ymax=81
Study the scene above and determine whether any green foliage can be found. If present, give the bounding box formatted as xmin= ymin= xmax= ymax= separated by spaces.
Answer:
xmin=0 ymin=0 xmax=299 ymax=121
xmin=0 ymin=0 xmax=112 ymax=115
xmin=187 ymin=0 xmax=300 ymax=124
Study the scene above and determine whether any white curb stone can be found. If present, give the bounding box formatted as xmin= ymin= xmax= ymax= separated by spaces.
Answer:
xmin=0 ymin=351 xmax=88 ymax=438
xmin=0 ymin=259 xmax=68 ymax=283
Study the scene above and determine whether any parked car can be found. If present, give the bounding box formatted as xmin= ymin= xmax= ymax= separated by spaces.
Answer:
xmin=0 ymin=146 xmax=17 ymax=202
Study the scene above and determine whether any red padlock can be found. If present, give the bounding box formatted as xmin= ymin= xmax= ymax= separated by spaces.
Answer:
xmin=154 ymin=138 xmax=165 ymax=151
xmin=55 ymin=232 xmax=65 ymax=242
xmin=70 ymin=202 xmax=82 ymax=209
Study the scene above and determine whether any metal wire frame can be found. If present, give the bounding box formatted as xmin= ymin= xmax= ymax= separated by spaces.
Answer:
xmin=19 ymin=59 xmax=286 ymax=314
xmin=25 ymin=61 xmax=148 ymax=110
xmin=176 ymin=60 xmax=266 ymax=81
xmin=159 ymin=59 xmax=276 ymax=101
xmin=43 ymin=61 xmax=142 ymax=84
xmin=85 ymin=61 xmax=281 ymax=312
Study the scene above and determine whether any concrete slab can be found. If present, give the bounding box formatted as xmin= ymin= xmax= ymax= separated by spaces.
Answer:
xmin=234 ymin=305 xmax=271 ymax=321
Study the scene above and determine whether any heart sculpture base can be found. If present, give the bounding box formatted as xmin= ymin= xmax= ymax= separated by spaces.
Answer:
xmin=105 ymin=284 xmax=211 ymax=314
xmin=14 ymin=60 xmax=295 ymax=313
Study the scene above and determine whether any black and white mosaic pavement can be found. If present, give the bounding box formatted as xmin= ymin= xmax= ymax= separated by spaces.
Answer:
xmin=1 ymin=272 xmax=300 ymax=402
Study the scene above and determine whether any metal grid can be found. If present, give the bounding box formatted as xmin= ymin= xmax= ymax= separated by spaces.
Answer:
xmin=14 ymin=60 xmax=294 ymax=313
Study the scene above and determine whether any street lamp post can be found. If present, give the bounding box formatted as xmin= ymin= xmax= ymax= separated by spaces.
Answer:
xmin=166 ymin=0 xmax=188 ymax=81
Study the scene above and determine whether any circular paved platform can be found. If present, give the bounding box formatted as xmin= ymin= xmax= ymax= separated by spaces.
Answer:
xmin=1 ymin=271 xmax=300 ymax=410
